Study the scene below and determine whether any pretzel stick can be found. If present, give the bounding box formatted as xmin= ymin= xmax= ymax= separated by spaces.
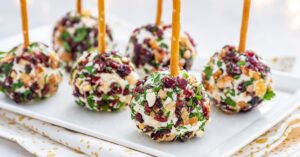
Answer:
xmin=155 ymin=0 xmax=163 ymax=26
xmin=77 ymin=0 xmax=82 ymax=15
xmin=238 ymin=0 xmax=251 ymax=52
xmin=98 ymin=0 xmax=106 ymax=53
xmin=20 ymin=0 xmax=29 ymax=48
xmin=170 ymin=0 xmax=181 ymax=77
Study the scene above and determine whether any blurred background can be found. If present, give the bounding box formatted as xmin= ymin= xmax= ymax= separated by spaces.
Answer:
xmin=0 ymin=0 xmax=300 ymax=63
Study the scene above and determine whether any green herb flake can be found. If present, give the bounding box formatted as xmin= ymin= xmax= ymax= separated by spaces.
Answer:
xmin=74 ymin=28 xmax=88 ymax=42
xmin=84 ymin=65 xmax=95 ymax=75
xmin=12 ymin=81 xmax=24 ymax=90
xmin=195 ymin=94 xmax=202 ymax=100
xmin=1 ymin=63 xmax=13 ymax=74
xmin=204 ymin=66 xmax=213 ymax=80
xmin=60 ymin=31 xmax=71 ymax=41
xmin=0 ymin=51 xmax=6 ymax=55
xmin=159 ymin=42 xmax=168 ymax=49
xmin=237 ymin=61 xmax=246 ymax=67
xmin=87 ymin=95 xmax=95 ymax=109
xmin=189 ymin=112 xmax=204 ymax=121
xmin=179 ymin=47 xmax=187 ymax=57
xmin=166 ymin=91 xmax=173 ymax=100
xmin=244 ymin=78 xmax=254 ymax=87
xmin=75 ymin=100 xmax=85 ymax=106
xmin=234 ymin=75 xmax=241 ymax=80
xmin=63 ymin=42 xmax=71 ymax=52
xmin=217 ymin=61 xmax=223 ymax=67
xmin=263 ymin=89 xmax=275 ymax=100
xmin=102 ymin=94 xmax=110 ymax=101
xmin=224 ymin=97 xmax=236 ymax=107
xmin=182 ymin=71 xmax=189 ymax=79
xmin=153 ymin=74 xmax=161 ymax=83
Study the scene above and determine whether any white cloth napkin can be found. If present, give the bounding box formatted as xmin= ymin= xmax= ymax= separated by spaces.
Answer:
xmin=233 ymin=107 xmax=300 ymax=157
xmin=0 ymin=109 xmax=151 ymax=157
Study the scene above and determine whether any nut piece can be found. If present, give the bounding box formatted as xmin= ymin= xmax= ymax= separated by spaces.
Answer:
xmin=217 ymin=76 xmax=233 ymax=89
xmin=0 ymin=55 xmax=14 ymax=63
xmin=255 ymin=79 xmax=267 ymax=97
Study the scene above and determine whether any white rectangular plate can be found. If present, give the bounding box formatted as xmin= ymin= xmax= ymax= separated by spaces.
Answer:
xmin=1 ymin=17 xmax=300 ymax=157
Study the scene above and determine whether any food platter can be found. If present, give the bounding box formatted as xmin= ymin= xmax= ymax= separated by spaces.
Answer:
xmin=0 ymin=17 xmax=300 ymax=157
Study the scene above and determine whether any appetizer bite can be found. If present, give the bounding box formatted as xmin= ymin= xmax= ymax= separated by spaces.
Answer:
xmin=70 ymin=0 xmax=138 ymax=112
xmin=0 ymin=0 xmax=62 ymax=103
xmin=130 ymin=0 xmax=210 ymax=142
xmin=53 ymin=0 xmax=114 ymax=72
xmin=126 ymin=0 xmax=197 ymax=77
xmin=202 ymin=0 xmax=275 ymax=113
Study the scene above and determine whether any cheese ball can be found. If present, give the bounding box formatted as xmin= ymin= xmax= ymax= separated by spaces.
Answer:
xmin=130 ymin=71 xmax=210 ymax=142
xmin=202 ymin=45 xmax=275 ymax=113
xmin=126 ymin=24 xmax=197 ymax=77
xmin=0 ymin=42 xmax=63 ymax=103
xmin=53 ymin=11 xmax=114 ymax=72
xmin=70 ymin=50 xmax=139 ymax=112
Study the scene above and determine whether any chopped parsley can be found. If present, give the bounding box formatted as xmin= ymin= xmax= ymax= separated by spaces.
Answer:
xmin=159 ymin=42 xmax=168 ymax=49
xmin=189 ymin=112 xmax=204 ymax=121
xmin=84 ymin=65 xmax=96 ymax=75
xmin=237 ymin=61 xmax=246 ymax=67
xmin=63 ymin=42 xmax=71 ymax=52
xmin=12 ymin=81 xmax=24 ymax=90
xmin=166 ymin=91 xmax=173 ymax=100
xmin=1 ymin=63 xmax=13 ymax=74
xmin=204 ymin=66 xmax=213 ymax=80
xmin=87 ymin=94 xmax=95 ymax=109
xmin=74 ymin=27 xmax=88 ymax=42
xmin=224 ymin=97 xmax=236 ymax=106
xmin=217 ymin=61 xmax=223 ymax=67
xmin=263 ymin=89 xmax=275 ymax=100
xmin=244 ymin=78 xmax=254 ymax=87
xmin=234 ymin=75 xmax=241 ymax=80
xmin=60 ymin=31 xmax=71 ymax=40
xmin=182 ymin=71 xmax=189 ymax=79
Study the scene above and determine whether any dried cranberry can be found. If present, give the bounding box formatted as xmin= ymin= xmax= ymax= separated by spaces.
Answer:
xmin=162 ymin=77 xmax=175 ymax=88
xmin=183 ymin=88 xmax=194 ymax=98
xmin=143 ymin=126 xmax=154 ymax=132
xmin=30 ymin=82 xmax=39 ymax=91
xmin=144 ymin=101 xmax=152 ymax=114
xmin=133 ymin=86 xmax=144 ymax=94
xmin=94 ymin=89 xmax=103 ymax=97
xmin=136 ymin=80 xmax=145 ymax=86
xmin=109 ymin=61 xmax=119 ymax=69
xmin=135 ymin=113 xmax=144 ymax=123
xmin=248 ymin=57 xmax=258 ymax=68
xmin=179 ymin=132 xmax=193 ymax=142
xmin=41 ymin=84 xmax=50 ymax=96
xmin=151 ymin=129 xmax=171 ymax=140
xmin=237 ymin=83 xmax=246 ymax=93
xmin=91 ymin=76 xmax=100 ymax=84
xmin=246 ymin=51 xmax=254 ymax=57
xmin=25 ymin=64 xmax=32 ymax=74
xmin=109 ymin=82 xmax=122 ymax=94
xmin=123 ymin=87 xmax=130 ymax=96
xmin=202 ymin=104 xmax=210 ymax=120
xmin=153 ymin=98 xmax=163 ymax=108
xmin=248 ymin=96 xmax=262 ymax=106
xmin=174 ymin=118 xmax=183 ymax=127
xmin=176 ymin=78 xmax=188 ymax=89
xmin=13 ymin=93 xmax=22 ymax=103
xmin=226 ymin=62 xmax=241 ymax=76
xmin=116 ymin=65 xmax=131 ymax=78
xmin=154 ymin=115 xmax=168 ymax=122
